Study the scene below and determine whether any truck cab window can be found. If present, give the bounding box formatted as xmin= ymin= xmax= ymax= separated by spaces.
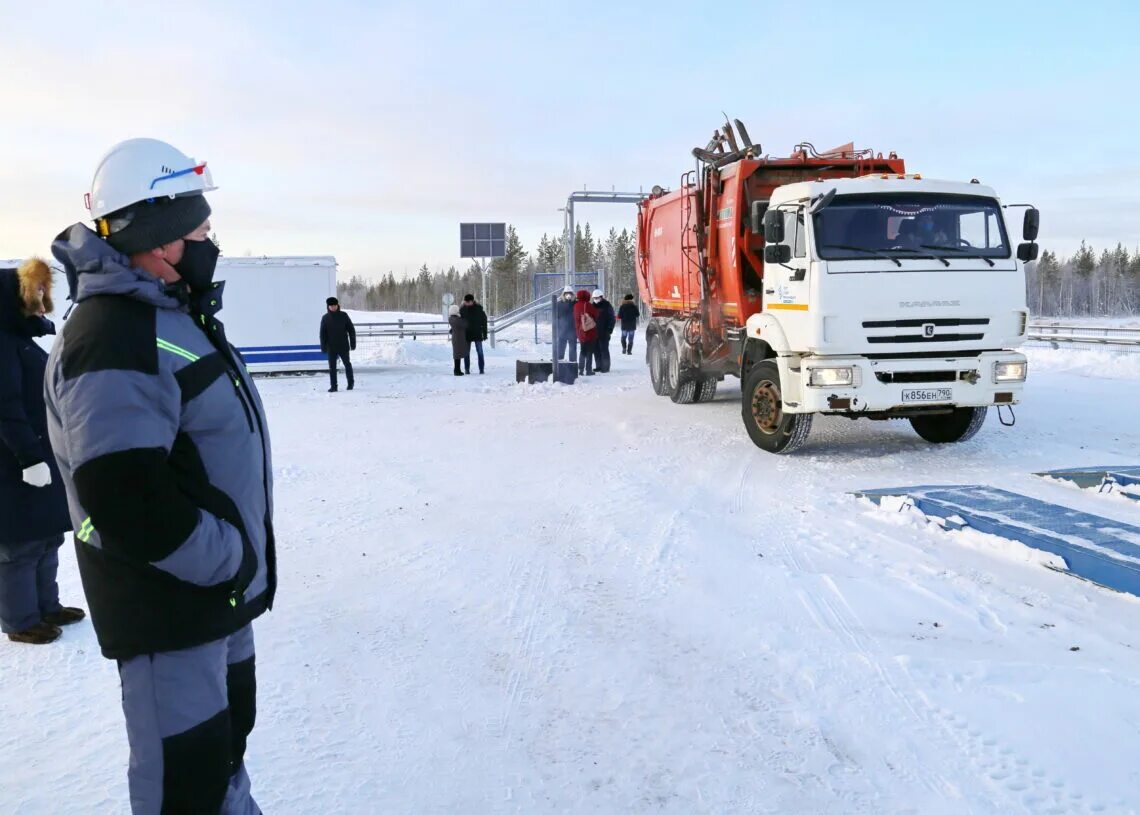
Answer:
xmin=814 ymin=193 xmax=1010 ymax=262
xmin=782 ymin=210 xmax=807 ymax=259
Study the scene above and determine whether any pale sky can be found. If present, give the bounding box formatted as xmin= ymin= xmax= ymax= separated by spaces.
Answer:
xmin=1 ymin=0 xmax=1137 ymax=281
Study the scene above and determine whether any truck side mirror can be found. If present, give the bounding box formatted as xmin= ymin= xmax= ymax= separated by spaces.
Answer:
xmin=763 ymin=210 xmax=785 ymax=244
xmin=765 ymin=244 xmax=792 ymax=264
xmin=750 ymin=201 xmax=767 ymax=235
xmin=1017 ymin=243 xmax=1039 ymax=262
xmin=1023 ymin=208 xmax=1040 ymax=242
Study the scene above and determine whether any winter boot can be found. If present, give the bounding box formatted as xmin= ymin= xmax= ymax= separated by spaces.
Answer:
xmin=7 ymin=621 xmax=62 ymax=645
xmin=454 ymin=359 xmax=464 ymax=376
xmin=42 ymin=607 xmax=86 ymax=626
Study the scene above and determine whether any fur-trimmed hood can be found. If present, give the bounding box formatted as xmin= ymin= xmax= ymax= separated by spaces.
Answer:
xmin=0 ymin=259 xmax=57 ymax=338
xmin=17 ymin=257 xmax=53 ymax=316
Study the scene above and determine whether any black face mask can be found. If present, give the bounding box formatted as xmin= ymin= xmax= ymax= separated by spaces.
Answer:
xmin=174 ymin=238 xmax=220 ymax=292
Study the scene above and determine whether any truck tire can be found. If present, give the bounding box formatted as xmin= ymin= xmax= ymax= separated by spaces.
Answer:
xmin=665 ymin=341 xmax=698 ymax=404
xmin=663 ymin=339 xmax=678 ymax=395
xmin=741 ymin=360 xmax=812 ymax=454
xmin=696 ymin=378 xmax=718 ymax=403
xmin=648 ymin=334 xmax=667 ymax=395
xmin=672 ymin=379 xmax=698 ymax=404
xmin=909 ymin=406 xmax=987 ymax=444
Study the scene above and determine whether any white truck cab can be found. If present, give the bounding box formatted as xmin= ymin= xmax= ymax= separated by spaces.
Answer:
xmin=741 ymin=175 xmax=1038 ymax=452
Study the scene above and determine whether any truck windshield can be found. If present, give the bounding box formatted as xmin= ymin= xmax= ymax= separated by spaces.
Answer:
xmin=813 ymin=194 xmax=1010 ymax=262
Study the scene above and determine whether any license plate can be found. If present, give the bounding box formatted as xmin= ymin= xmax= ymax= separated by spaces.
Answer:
xmin=902 ymin=388 xmax=953 ymax=403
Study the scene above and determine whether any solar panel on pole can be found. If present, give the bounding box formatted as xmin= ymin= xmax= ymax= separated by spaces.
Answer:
xmin=460 ymin=223 xmax=507 ymax=311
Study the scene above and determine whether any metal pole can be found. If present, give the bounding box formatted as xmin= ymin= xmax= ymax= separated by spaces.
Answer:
xmin=567 ymin=200 xmax=575 ymax=286
xmin=481 ymin=258 xmax=488 ymax=314
xmin=561 ymin=206 xmax=569 ymax=287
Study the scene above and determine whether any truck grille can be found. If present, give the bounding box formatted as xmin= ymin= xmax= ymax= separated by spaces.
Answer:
xmin=863 ymin=317 xmax=988 ymax=344
xmin=874 ymin=371 xmax=958 ymax=384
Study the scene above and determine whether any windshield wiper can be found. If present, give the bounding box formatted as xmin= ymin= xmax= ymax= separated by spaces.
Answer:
xmin=890 ymin=247 xmax=951 ymax=267
xmin=820 ymin=244 xmax=902 ymax=267
xmin=920 ymin=245 xmax=996 ymax=267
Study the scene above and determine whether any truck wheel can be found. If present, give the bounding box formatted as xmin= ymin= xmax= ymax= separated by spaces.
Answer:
xmin=741 ymin=361 xmax=812 ymax=454
xmin=648 ymin=335 xmax=667 ymax=395
xmin=663 ymin=340 xmax=678 ymax=395
xmin=696 ymin=378 xmax=718 ymax=403
xmin=665 ymin=341 xmax=698 ymax=403
xmin=909 ymin=406 xmax=987 ymax=444
xmin=672 ymin=378 xmax=697 ymax=404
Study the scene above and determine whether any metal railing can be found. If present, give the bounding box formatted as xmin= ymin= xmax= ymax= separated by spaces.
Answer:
xmin=355 ymin=293 xmax=560 ymax=348
xmin=355 ymin=317 xmax=1140 ymax=351
xmin=1026 ymin=322 xmax=1140 ymax=352
xmin=354 ymin=319 xmax=451 ymax=340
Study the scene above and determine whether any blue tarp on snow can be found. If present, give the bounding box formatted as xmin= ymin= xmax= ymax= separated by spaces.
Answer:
xmin=1035 ymin=465 xmax=1140 ymax=503
xmin=854 ymin=484 xmax=1140 ymax=597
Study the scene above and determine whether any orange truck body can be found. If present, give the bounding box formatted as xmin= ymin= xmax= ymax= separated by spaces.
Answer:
xmin=636 ymin=148 xmax=905 ymax=368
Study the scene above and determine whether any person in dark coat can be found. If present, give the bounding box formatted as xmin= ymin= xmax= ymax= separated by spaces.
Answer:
xmin=0 ymin=259 xmax=81 ymax=645
xmin=592 ymin=290 xmax=616 ymax=373
xmin=320 ymin=296 xmax=356 ymax=392
xmin=618 ymin=293 xmax=639 ymax=355
xmin=553 ymin=285 xmax=577 ymax=363
xmin=459 ymin=293 xmax=488 ymax=374
xmin=448 ymin=304 xmax=469 ymax=376
xmin=573 ymin=289 xmax=599 ymax=376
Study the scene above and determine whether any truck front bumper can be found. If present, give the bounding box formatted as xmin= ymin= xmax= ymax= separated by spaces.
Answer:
xmin=788 ymin=351 xmax=1026 ymax=415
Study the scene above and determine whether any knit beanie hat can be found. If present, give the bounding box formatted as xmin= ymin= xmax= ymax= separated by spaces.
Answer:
xmin=327 ymin=297 xmax=339 ymax=306
xmin=104 ymin=194 xmax=212 ymax=255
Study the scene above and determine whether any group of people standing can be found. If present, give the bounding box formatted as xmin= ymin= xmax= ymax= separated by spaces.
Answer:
xmin=320 ymin=293 xmax=491 ymax=384
xmin=448 ymin=294 xmax=489 ymax=376
xmin=554 ymin=287 xmax=640 ymax=376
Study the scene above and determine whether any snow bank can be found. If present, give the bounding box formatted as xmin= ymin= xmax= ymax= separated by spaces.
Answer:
xmin=1025 ymin=347 xmax=1140 ymax=381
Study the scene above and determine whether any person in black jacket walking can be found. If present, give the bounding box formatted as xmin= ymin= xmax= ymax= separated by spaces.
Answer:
xmin=592 ymin=290 xmax=616 ymax=373
xmin=0 ymin=258 xmax=81 ymax=646
xmin=459 ymin=294 xmax=488 ymax=374
xmin=320 ymin=296 xmax=356 ymax=392
xmin=618 ymin=294 xmax=639 ymax=354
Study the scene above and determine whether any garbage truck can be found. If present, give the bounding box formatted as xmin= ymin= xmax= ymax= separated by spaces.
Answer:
xmin=636 ymin=121 xmax=1039 ymax=453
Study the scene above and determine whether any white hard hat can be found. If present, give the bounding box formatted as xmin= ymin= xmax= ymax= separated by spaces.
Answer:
xmin=592 ymin=289 xmax=603 ymax=299
xmin=87 ymin=138 xmax=217 ymax=220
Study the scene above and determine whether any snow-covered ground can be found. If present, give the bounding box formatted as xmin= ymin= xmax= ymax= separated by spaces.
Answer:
xmin=4 ymin=338 xmax=1140 ymax=814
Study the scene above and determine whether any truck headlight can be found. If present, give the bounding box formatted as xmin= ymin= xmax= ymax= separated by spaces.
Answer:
xmin=808 ymin=366 xmax=854 ymax=387
xmin=993 ymin=361 xmax=1027 ymax=383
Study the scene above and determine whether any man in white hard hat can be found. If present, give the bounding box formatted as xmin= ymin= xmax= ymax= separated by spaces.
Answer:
xmin=45 ymin=138 xmax=275 ymax=814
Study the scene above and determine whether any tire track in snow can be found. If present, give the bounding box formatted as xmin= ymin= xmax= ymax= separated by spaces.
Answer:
xmin=773 ymin=521 xmax=962 ymax=804
xmin=490 ymin=550 xmax=551 ymax=743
